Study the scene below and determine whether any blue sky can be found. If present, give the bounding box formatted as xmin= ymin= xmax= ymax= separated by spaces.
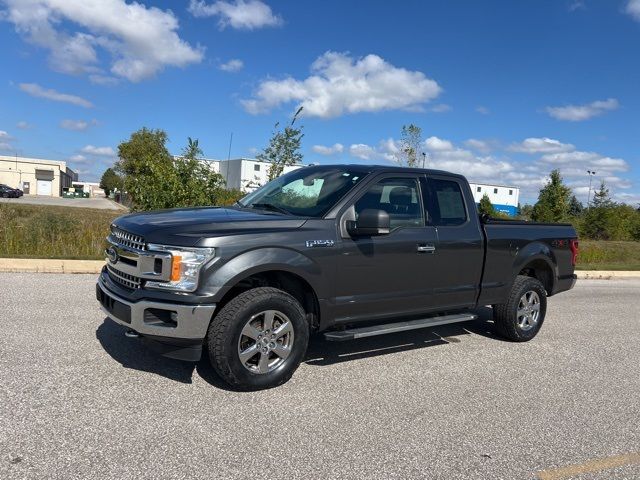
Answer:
xmin=1 ymin=0 xmax=640 ymax=204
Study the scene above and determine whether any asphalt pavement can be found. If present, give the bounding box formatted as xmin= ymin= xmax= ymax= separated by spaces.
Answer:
xmin=0 ymin=195 xmax=124 ymax=210
xmin=1 ymin=274 xmax=638 ymax=479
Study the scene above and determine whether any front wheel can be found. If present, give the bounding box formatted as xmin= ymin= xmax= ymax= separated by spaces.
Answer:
xmin=493 ymin=275 xmax=547 ymax=341
xmin=207 ymin=287 xmax=309 ymax=390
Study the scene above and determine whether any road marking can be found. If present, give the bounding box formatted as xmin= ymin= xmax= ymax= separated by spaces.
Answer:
xmin=537 ymin=452 xmax=640 ymax=480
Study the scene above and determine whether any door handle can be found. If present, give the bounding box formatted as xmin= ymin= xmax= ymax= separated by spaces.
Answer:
xmin=417 ymin=244 xmax=436 ymax=253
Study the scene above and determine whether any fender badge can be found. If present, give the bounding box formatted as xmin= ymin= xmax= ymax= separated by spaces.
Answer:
xmin=306 ymin=240 xmax=335 ymax=248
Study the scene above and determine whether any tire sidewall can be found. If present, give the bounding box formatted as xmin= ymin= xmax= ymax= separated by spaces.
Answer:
xmin=217 ymin=292 xmax=309 ymax=390
xmin=512 ymin=278 xmax=547 ymax=340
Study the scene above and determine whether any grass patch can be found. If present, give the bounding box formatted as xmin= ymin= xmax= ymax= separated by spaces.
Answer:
xmin=0 ymin=203 xmax=121 ymax=260
xmin=576 ymin=240 xmax=640 ymax=270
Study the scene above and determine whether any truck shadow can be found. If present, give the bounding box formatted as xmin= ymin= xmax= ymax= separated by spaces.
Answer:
xmin=96 ymin=307 xmax=501 ymax=388
xmin=304 ymin=307 xmax=500 ymax=366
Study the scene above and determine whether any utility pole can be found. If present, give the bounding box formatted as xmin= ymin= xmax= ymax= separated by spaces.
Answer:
xmin=587 ymin=170 xmax=596 ymax=207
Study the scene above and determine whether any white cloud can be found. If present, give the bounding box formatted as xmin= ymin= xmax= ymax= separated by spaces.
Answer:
xmin=545 ymin=98 xmax=619 ymax=121
xmin=81 ymin=145 xmax=115 ymax=156
xmin=219 ymin=58 xmax=244 ymax=72
xmin=89 ymin=75 xmax=119 ymax=86
xmin=69 ymin=154 xmax=89 ymax=163
xmin=312 ymin=143 xmax=344 ymax=156
xmin=19 ymin=83 xmax=93 ymax=108
xmin=476 ymin=105 xmax=490 ymax=115
xmin=188 ymin=0 xmax=282 ymax=29
xmin=464 ymin=139 xmax=495 ymax=154
xmin=348 ymin=139 xmax=398 ymax=162
xmin=4 ymin=0 xmax=203 ymax=82
xmin=242 ymin=51 xmax=442 ymax=118
xmin=568 ymin=1 xmax=585 ymax=12
xmin=16 ymin=121 xmax=30 ymax=129
xmin=508 ymin=137 xmax=575 ymax=154
xmin=625 ymin=0 xmax=640 ymax=21
xmin=430 ymin=103 xmax=451 ymax=113
xmin=60 ymin=119 xmax=97 ymax=131
xmin=540 ymin=151 xmax=628 ymax=172
xmin=0 ymin=131 xmax=11 ymax=140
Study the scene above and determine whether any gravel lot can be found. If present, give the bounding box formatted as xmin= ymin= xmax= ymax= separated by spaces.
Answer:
xmin=1 ymin=274 xmax=638 ymax=479
xmin=0 ymin=195 xmax=124 ymax=210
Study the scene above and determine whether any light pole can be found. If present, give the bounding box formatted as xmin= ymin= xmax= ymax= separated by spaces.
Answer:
xmin=587 ymin=170 xmax=596 ymax=207
xmin=421 ymin=152 xmax=427 ymax=169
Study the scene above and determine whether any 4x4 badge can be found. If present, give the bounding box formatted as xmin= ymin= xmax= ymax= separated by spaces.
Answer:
xmin=305 ymin=240 xmax=335 ymax=248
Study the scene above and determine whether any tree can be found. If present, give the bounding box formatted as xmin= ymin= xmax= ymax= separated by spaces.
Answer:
xmin=99 ymin=168 xmax=122 ymax=197
xmin=395 ymin=124 xmax=422 ymax=167
xmin=115 ymin=128 xmax=238 ymax=211
xmin=478 ymin=193 xmax=496 ymax=216
xmin=531 ymin=169 xmax=572 ymax=222
xmin=568 ymin=195 xmax=584 ymax=216
xmin=518 ymin=204 xmax=534 ymax=220
xmin=257 ymin=107 xmax=304 ymax=181
xmin=583 ymin=181 xmax=614 ymax=240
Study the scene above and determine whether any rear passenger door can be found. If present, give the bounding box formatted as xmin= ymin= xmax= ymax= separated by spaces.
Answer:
xmin=422 ymin=175 xmax=484 ymax=309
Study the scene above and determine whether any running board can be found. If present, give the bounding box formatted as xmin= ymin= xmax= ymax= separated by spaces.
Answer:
xmin=323 ymin=312 xmax=478 ymax=342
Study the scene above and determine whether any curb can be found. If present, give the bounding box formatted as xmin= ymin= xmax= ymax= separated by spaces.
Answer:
xmin=0 ymin=258 xmax=104 ymax=274
xmin=575 ymin=270 xmax=640 ymax=279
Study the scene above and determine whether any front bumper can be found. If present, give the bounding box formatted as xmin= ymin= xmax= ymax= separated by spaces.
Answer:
xmin=96 ymin=276 xmax=216 ymax=361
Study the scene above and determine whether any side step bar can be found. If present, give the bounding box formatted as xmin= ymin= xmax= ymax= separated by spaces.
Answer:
xmin=324 ymin=312 xmax=478 ymax=342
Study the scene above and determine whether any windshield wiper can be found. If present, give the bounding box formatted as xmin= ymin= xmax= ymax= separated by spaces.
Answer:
xmin=250 ymin=203 xmax=292 ymax=215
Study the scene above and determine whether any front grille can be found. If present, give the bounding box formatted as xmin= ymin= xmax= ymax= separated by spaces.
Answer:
xmin=107 ymin=264 xmax=142 ymax=290
xmin=111 ymin=226 xmax=146 ymax=251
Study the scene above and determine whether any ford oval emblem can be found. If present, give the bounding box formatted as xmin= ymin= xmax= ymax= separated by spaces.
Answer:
xmin=106 ymin=247 xmax=118 ymax=264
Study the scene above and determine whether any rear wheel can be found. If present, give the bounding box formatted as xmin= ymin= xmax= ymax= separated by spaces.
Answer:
xmin=207 ymin=287 xmax=309 ymax=390
xmin=493 ymin=275 xmax=547 ymax=341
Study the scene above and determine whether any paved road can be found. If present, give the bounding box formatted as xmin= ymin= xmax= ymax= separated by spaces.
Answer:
xmin=0 ymin=195 xmax=125 ymax=210
xmin=1 ymin=274 xmax=638 ymax=480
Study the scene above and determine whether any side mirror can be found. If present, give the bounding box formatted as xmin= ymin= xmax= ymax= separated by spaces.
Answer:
xmin=347 ymin=209 xmax=390 ymax=236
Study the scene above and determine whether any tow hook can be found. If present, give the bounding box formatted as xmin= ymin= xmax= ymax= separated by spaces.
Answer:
xmin=125 ymin=329 xmax=140 ymax=338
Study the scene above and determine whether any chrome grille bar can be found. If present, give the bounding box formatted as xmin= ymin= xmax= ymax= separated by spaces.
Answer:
xmin=107 ymin=264 xmax=142 ymax=290
xmin=111 ymin=226 xmax=146 ymax=251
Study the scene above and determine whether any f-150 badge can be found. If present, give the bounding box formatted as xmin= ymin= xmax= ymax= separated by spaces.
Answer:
xmin=306 ymin=240 xmax=335 ymax=248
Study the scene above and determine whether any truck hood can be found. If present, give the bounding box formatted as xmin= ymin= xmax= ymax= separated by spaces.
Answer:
xmin=112 ymin=206 xmax=307 ymax=246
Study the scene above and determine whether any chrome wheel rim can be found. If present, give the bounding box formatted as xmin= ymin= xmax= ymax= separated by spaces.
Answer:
xmin=517 ymin=291 xmax=541 ymax=331
xmin=237 ymin=310 xmax=294 ymax=374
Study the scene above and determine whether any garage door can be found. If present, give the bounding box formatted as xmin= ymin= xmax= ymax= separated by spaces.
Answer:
xmin=37 ymin=180 xmax=52 ymax=196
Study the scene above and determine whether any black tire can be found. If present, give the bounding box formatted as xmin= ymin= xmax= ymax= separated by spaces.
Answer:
xmin=493 ymin=275 xmax=547 ymax=342
xmin=207 ymin=287 xmax=309 ymax=390
xmin=1 ymin=193 xmax=8 ymax=198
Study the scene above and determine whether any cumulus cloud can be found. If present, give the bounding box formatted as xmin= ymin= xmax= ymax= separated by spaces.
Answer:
xmin=545 ymin=98 xmax=619 ymax=121
xmin=464 ymin=139 xmax=496 ymax=154
xmin=4 ymin=0 xmax=203 ymax=82
xmin=0 ymin=131 xmax=11 ymax=140
xmin=625 ymin=0 xmax=640 ymax=21
xmin=348 ymin=139 xmax=398 ymax=162
xmin=60 ymin=119 xmax=97 ymax=131
xmin=540 ymin=151 xmax=628 ymax=172
xmin=219 ymin=58 xmax=244 ymax=72
xmin=19 ymin=83 xmax=93 ymax=108
xmin=81 ymin=145 xmax=115 ymax=156
xmin=312 ymin=143 xmax=344 ymax=155
xmin=188 ymin=0 xmax=282 ymax=29
xmin=508 ymin=137 xmax=575 ymax=154
xmin=242 ymin=51 xmax=442 ymax=118
xmin=69 ymin=154 xmax=90 ymax=163
xmin=430 ymin=103 xmax=451 ymax=113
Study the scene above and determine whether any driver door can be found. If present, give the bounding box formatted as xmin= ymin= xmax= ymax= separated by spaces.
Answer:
xmin=333 ymin=175 xmax=438 ymax=323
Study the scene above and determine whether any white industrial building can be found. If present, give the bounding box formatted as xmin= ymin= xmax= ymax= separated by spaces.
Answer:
xmin=0 ymin=155 xmax=77 ymax=196
xmin=468 ymin=182 xmax=520 ymax=216
xmin=198 ymin=157 xmax=302 ymax=192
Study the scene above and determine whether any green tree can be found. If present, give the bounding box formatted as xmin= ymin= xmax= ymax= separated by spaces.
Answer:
xmin=396 ymin=124 xmax=422 ymax=167
xmin=583 ymin=181 xmax=614 ymax=239
xmin=568 ymin=195 xmax=584 ymax=216
xmin=99 ymin=167 xmax=122 ymax=197
xmin=518 ymin=204 xmax=534 ymax=221
xmin=531 ymin=170 xmax=572 ymax=222
xmin=257 ymin=107 xmax=304 ymax=181
xmin=478 ymin=193 xmax=496 ymax=216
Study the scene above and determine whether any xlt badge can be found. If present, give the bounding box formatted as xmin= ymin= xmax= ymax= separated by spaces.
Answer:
xmin=306 ymin=240 xmax=335 ymax=248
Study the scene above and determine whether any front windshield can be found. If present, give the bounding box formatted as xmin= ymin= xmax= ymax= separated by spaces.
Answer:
xmin=239 ymin=167 xmax=366 ymax=217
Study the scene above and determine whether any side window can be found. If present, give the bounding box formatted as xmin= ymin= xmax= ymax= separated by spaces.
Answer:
xmin=428 ymin=178 xmax=468 ymax=226
xmin=354 ymin=177 xmax=424 ymax=230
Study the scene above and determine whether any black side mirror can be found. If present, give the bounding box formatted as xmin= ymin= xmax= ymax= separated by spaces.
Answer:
xmin=347 ymin=208 xmax=390 ymax=236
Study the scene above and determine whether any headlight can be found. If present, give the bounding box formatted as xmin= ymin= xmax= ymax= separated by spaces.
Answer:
xmin=146 ymin=244 xmax=215 ymax=292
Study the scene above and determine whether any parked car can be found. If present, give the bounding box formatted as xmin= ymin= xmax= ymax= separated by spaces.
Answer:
xmin=96 ymin=165 xmax=578 ymax=390
xmin=0 ymin=184 xmax=21 ymax=198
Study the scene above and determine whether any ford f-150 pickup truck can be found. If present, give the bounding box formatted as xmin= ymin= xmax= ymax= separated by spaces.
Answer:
xmin=97 ymin=165 xmax=578 ymax=390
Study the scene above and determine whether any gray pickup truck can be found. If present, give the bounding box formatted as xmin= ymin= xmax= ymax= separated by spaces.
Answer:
xmin=97 ymin=165 xmax=578 ymax=389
